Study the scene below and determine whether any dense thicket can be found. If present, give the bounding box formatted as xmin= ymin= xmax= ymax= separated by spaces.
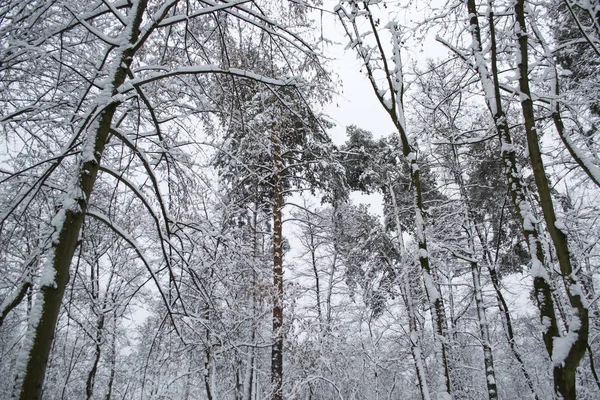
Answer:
xmin=1 ymin=0 xmax=599 ymax=399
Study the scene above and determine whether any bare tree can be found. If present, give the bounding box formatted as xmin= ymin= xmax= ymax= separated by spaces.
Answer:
xmin=336 ymin=2 xmax=452 ymax=397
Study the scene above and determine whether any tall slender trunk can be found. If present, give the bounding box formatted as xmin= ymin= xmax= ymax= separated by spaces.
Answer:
xmin=389 ymin=183 xmax=431 ymax=400
xmin=475 ymin=220 xmax=540 ymax=399
xmin=104 ymin=312 xmax=116 ymax=400
xmin=326 ymin=203 xmax=340 ymax=331
xmin=335 ymin=2 xmax=451 ymax=395
xmin=514 ymin=2 xmax=589 ymax=397
xmin=470 ymin=257 xmax=498 ymax=400
xmin=271 ymin=128 xmax=284 ymax=400
xmin=448 ymin=140 xmax=498 ymax=400
xmin=309 ymin=222 xmax=323 ymax=326
xmin=244 ymin=203 xmax=259 ymax=400
xmin=86 ymin=313 xmax=105 ymax=400
xmin=391 ymin=48 xmax=452 ymax=400
xmin=204 ymin=304 xmax=214 ymax=400
xmin=12 ymin=3 xmax=148 ymax=399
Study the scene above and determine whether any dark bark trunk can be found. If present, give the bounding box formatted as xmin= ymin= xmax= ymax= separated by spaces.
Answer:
xmin=309 ymin=224 xmax=322 ymax=326
xmin=514 ymin=2 xmax=589 ymax=398
xmin=104 ymin=313 xmax=116 ymax=400
xmin=86 ymin=313 xmax=105 ymax=400
xmin=0 ymin=281 xmax=30 ymax=328
xmin=465 ymin=0 xmax=560 ymax=379
xmin=271 ymin=130 xmax=284 ymax=400
xmin=204 ymin=305 xmax=213 ymax=400
xmin=12 ymin=3 xmax=149 ymax=398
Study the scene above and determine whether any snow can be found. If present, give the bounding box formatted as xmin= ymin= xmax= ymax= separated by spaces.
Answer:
xmin=561 ymin=130 xmax=600 ymax=185
xmin=38 ymin=264 xmax=57 ymax=289
xmin=569 ymin=283 xmax=589 ymax=307
xmin=436 ymin=391 xmax=452 ymax=400
xmin=423 ymin=271 xmax=440 ymax=302
xmin=500 ymin=142 xmax=514 ymax=154
xmin=552 ymin=322 xmax=580 ymax=367
xmin=554 ymin=219 xmax=567 ymax=233
xmin=530 ymin=258 xmax=549 ymax=281
xmin=12 ymin=290 xmax=45 ymax=396
xmin=120 ymin=66 xmax=296 ymax=94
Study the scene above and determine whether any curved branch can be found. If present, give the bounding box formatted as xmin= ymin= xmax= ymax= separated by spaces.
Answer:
xmin=86 ymin=211 xmax=184 ymax=341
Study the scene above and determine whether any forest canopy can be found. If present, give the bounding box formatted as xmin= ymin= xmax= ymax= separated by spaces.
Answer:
xmin=0 ymin=1 xmax=599 ymax=399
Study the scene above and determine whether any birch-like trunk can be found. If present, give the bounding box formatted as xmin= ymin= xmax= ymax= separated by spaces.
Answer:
xmin=460 ymin=0 xmax=582 ymax=397
xmin=12 ymin=2 xmax=148 ymax=399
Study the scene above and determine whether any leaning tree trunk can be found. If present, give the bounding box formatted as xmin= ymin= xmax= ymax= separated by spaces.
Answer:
xmin=271 ymin=128 xmax=285 ymax=400
xmin=388 ymin=21 xmax=452 ymax=398
xmin=514 ymin=2 xmax=589 ymax=397
xmin=12 ymin=2 xmax=149 ymax=399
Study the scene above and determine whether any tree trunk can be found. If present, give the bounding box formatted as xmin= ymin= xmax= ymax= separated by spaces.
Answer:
xmin=461 ymin=2 xmax=562 ymax=394
xmin=12 ymin=3 xmax=148 ymax=399
xmin=470 ymin=259 xmax=498 ymax=400
xmin=86 ymin=313 xmax=105 ymax=400
xmin=104 ymin=313 xmax=117 ymax=400
xmin=271 ymin=128 xmax=284 ymax=400
xmin=514 ymin=2 xmax=589 ymax=398
xmin=389 ymin=183 xmax=431 ymax=400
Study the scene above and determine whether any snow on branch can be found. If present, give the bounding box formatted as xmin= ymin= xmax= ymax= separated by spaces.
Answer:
xmin=86 ymin=210 xmax=185 ymax=341
xmin=120 ymin=66 xmax=299 ymax=94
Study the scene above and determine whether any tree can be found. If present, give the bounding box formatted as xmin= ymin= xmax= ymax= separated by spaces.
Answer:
xmin=433 ymin=0 xmax=594 ymax=397
xmin=336 ymin=2 xmax=452 ymax=397
xmin=0 ymin=1 xmax=324 ymax=398
xmin=215 ymin=65 xmax=338 ymax=398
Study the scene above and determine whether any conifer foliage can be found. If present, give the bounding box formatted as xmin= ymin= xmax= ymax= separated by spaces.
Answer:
xmin=1 ymin=0 xmax=600 ymax=399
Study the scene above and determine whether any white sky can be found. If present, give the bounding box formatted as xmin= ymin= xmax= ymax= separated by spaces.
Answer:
xmin=317 ymin=1 xmax=451 ymax=145
xmin=315 ymin=1 xmax=450 ymax=216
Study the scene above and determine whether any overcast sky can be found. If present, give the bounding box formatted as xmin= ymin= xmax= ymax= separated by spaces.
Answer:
xmin=315 ymin=2 xmax=450 ymax=216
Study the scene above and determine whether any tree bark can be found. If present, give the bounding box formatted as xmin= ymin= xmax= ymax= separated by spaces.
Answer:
xmin=389 ymin=183 xmax=431 ymax=400
xmin=271 ymin=128 xmax=284 ymax=400
xmin=514 ymin=2 xmax=589 ymax=398
xmin=86 ymin=313 xmax=105 ymax=400
xmin=11 ymin=2 xmax=149 ymax=399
